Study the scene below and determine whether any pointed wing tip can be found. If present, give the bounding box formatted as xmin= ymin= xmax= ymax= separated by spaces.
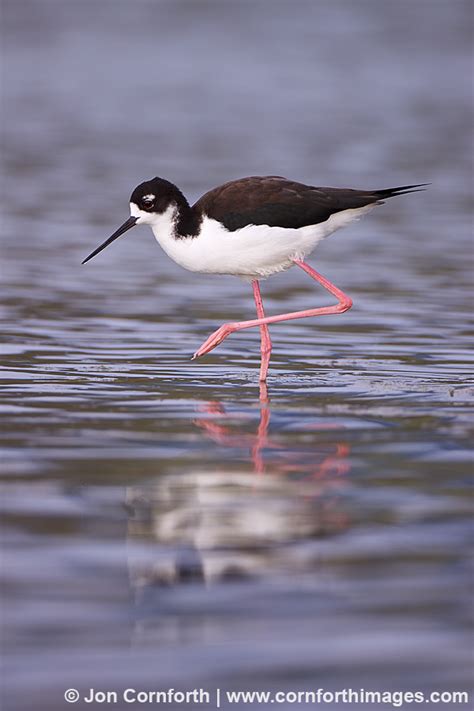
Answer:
xmin=377 ymin=183 xmax=431 ymax=199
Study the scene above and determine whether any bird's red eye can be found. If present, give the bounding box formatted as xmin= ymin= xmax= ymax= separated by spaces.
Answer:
xmin=142 ymin=196 xmax=155 ymax=210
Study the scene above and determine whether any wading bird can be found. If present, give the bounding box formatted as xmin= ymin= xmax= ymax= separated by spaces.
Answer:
xmin=83 ymin=175 xmax=424 ymax=384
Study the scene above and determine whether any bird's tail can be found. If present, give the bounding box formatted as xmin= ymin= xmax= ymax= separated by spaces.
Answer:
xmin=374 ymin=184 xmax=429 ymax=199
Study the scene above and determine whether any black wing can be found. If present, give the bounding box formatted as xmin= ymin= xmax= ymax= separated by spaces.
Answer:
xmin=193 ymin=176 xmax=426 ymax=232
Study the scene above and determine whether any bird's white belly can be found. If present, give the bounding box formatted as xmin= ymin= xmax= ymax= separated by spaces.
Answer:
xmin=151 ymin=206 xmax=374 ymax=278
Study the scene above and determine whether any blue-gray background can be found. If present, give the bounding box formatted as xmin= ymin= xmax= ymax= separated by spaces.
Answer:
xmin=2 ymin=2 xmax=472 ymax=710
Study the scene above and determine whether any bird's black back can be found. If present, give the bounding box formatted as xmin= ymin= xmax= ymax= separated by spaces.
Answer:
xmin=193 ymin=176 xmax=425 ymax=232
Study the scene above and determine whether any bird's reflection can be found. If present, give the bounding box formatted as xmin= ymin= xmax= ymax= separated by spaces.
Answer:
xmin=126 ymin=397 xmax=352 ymax=595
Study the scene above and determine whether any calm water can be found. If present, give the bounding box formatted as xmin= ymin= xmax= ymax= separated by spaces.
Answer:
xmin=2 ymin=1 xmax=473 ymax=709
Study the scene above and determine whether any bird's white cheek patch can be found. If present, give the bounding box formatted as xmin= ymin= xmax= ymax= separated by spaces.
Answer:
xmin=130 ymin=203 xmax=178 ymax=231
xmin=129 ymin=202 xmax=148 ymax=223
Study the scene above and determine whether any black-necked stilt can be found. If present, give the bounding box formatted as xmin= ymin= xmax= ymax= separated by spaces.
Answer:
xmin=82 ymin=175 xmax=426 ymax=383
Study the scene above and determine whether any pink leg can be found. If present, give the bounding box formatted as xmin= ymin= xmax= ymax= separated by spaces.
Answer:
xmin=193 ymin=259 xmax=353 ymax=362
xmin=252 ymin=280 xmax=272 ymax=382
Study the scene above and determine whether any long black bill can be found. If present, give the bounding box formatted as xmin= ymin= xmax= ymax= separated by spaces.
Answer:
xmin=82 ymin=216 xmax=138 ymax=265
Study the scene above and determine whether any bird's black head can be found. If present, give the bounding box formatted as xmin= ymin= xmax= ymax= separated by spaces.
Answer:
xmin=130 ymin=176 xmax=184 ymax=215
xmin=82 ymin=176 xmax=190 ymax=265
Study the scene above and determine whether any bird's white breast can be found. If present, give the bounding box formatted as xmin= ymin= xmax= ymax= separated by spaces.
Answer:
xmin=143 ymin=203 xmax=375 ymax=279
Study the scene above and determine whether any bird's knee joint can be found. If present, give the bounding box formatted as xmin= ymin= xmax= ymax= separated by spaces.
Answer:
xmin=337 ymin=296 xmax=353 ymax=313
